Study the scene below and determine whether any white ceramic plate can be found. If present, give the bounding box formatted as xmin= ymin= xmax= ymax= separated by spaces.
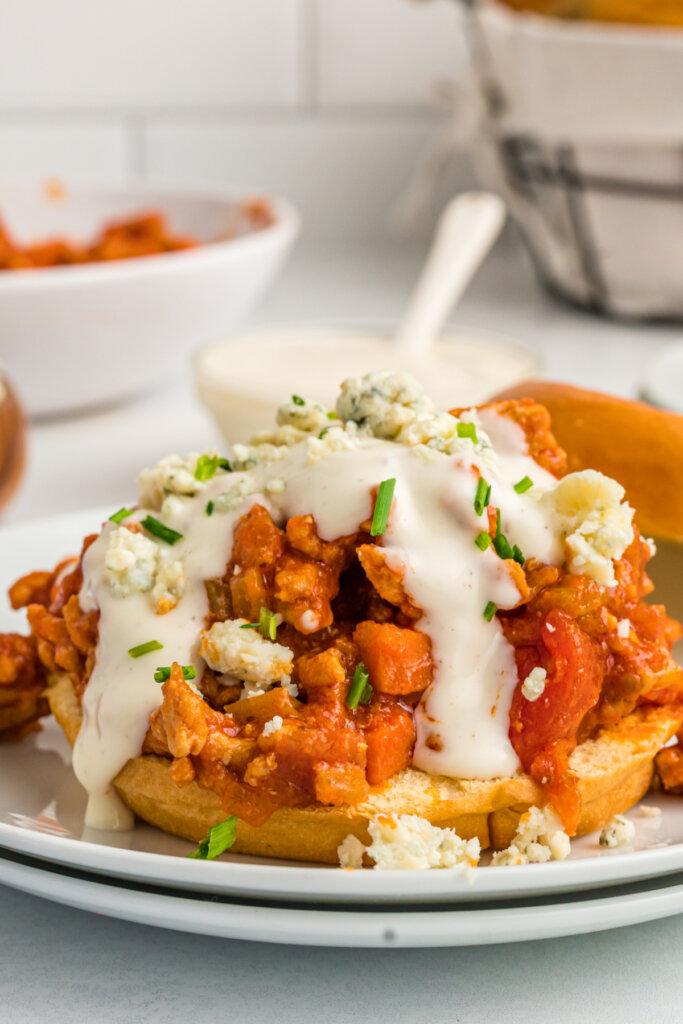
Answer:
xmin=1 ymin=509 xmax=683 ymax=909
xmin=3 ymin=847 xmax=683 ymax=947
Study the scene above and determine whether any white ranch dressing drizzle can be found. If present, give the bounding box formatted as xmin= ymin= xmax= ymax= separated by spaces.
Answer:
xmin=75 ymin=413 xmax=560 ymax=830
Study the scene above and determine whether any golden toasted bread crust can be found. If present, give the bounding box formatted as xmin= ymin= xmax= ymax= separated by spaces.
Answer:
xmin=491 ymin=380 xmax=683 ymax=544
xmin=47 ymin=672 xmax=682 ymax=863
xmin=47 ymin=671 xmax=81 ymax=747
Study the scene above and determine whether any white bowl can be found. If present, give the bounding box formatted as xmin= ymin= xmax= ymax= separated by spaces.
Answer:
xmin=195 ymin=324 xmax=542 ymax=444
xmin=0 ymin=183 xmax=299 ymax=416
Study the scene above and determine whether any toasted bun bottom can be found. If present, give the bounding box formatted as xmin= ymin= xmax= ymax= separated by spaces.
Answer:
xmin=47 ymin=672 xmax=682 ymax=863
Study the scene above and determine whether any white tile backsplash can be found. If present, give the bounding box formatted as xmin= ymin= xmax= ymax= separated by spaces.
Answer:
xmin=0 ymin=122 xmax=128 ymax=183
xmin=316 ymin=0 xmax=465 ymax=106
xmin=0 ymin=0 xmax=301 ymax=109
xmin=0 ymin=0 xmax=467 ymax=240
xmin=145 ymin=116 xmax=451 ymax=241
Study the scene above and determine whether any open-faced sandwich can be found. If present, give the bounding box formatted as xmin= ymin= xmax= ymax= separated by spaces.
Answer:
xmin=2 ymin=370 xmax=683 ymax=869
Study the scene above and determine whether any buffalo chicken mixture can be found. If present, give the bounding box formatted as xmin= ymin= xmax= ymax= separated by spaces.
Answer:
xmin=0 ymin=196 xmax=275 ymax=271
xmin=0 ymin=212 xmax=197 ymax=270
xmin=2 ymin=391 xmax=683 ymax=837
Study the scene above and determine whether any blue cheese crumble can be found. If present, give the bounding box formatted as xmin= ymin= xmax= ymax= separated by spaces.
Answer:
xmin=338 ymin=813 xmax=481 ymax=872
xmin=104 ymin=526 xmax=184 ymax=613
xmin=599 ymin=814 xmax=636 ymax=849
xmin=138 ymin=451 xmax=229 ymax=509
xmin=491 ymin=807 xmax=571 ymax=866
xmin=546 ymin=469 xmax=634 ymax=587
xmin=336 ymin=370 xmax=436 ymax=439
xmin=521 ymin=667 xmax=547 ymax=702
xmin=200 ymin=619 xmax=294 ymax=688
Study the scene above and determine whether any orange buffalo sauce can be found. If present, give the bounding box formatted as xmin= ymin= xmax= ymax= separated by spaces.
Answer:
xmin=503 ymin=532 xmax=683 ymax=832
xmin=0 ymin=211 xmax=197 ymax=270
xmin=4 ymin=398 xmax=683 ymax=834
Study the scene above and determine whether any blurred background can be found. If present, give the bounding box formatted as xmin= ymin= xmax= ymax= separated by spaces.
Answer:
xmin=0 ymin=0 xmax=467 ymax=243
xmin=2 ymin=0 xmax=683 ymax=523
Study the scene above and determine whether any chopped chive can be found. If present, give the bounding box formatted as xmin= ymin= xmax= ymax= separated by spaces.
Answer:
xmin=475 ymin=530 xmax=492 ymax=551
xmin=194 ymin=454 xmax=220 ymax=481
xmin=326 ymin=411 xmax=338 ymax=420
xmin=483 ymin=601 xmax=497 ymax=622
xmin=206 ymin=500 xmax=214 ymax=517
xmin=318 ymin=426 xmax=331 ymax=439
xmin=370 ymin=478 xmax=396 ymax=537
xmin=187 ymin=816 xmax=238 ymax=860
xmin=457 ymin=422 xmax=478 ymax=443
xmin=238 ymin=609 xmax=277 ymax=640
xmin=514 ymin=476 xmax=533 ymax=494
xmin=142 ymin=515 xmax=183 ymax=546
xmin=490 ymin=507 xmax=523 ymax=561
xmin=128 ymin=640 xmax=163 ymax=658
xmin=347 ymin=663 xmax=372 ymax=710
xmin=473 ymin=477 xmax=491 ymax=517
xmin=154 ymin=665 xmax=197 ymax=683
xmin=292 ymin=394 xmax=305 ymax=406
xmin=196 ymin=453 xmax=232 ymax=481
xmin=109 ymin=507 xmax=134 ymax=524
xmin=494 ymin=532 xmax=514 ymax=560
xmin=259 ymin=606 xmax=278 ymax=641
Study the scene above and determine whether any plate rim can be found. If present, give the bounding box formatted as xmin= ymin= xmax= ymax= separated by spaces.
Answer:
xmin=2 ymin=845 xmax=683 ymax=948
xmin=1 ymin=807 xmax=682 ymax=905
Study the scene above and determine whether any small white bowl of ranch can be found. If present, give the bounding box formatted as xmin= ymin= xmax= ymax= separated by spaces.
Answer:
xmin=194 ymin=324 xmax=542 ymax=445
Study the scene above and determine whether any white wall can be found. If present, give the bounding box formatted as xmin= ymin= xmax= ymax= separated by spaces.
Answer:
xmin=0 ymin=0 xmax=468 ymax=240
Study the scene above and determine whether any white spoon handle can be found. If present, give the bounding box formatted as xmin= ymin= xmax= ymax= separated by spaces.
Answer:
xmin=395 ymin=191 xmax=506 ymax=360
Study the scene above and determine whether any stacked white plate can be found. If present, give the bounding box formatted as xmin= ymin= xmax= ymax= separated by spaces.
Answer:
xmin=2 ymin=511 xmax=683 ymax=948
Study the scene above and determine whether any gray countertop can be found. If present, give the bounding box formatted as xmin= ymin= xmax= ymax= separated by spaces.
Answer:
xmin=3 ymin=883 xmax=683 ymax=1024
xmin=3 ymin=237 xmax=683 ymax=1022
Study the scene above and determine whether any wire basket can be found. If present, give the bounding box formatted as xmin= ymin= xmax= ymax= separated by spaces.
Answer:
xmin=465 ymin=0 xmax=683 ymax=318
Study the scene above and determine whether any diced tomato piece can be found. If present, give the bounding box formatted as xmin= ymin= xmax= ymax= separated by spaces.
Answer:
xmin=508 ymin=608 xmax=604 ymax=834
xmin=354 ymin=621 xmax=433 ymax=695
